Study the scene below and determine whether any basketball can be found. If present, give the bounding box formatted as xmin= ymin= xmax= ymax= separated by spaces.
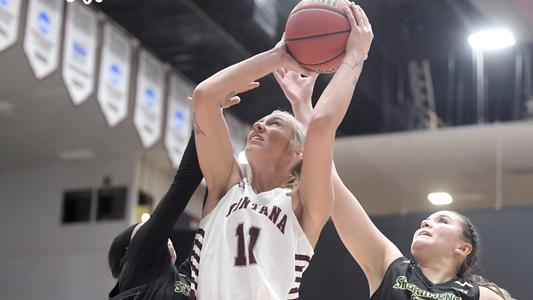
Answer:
xmin=284 ymin=0 xmax=351 ymax=73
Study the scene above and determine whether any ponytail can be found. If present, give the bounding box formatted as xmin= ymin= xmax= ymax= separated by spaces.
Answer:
xmin=470 ymin=274 xmax=515 ymax=300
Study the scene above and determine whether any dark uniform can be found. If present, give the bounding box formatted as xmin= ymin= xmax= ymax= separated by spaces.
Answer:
xmin=108 ymin=134 xmax=202 ymax=300
xmin=371 ymin=257 xmax=480 ymax=300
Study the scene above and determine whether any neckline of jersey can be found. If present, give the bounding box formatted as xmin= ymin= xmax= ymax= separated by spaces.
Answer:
xmin=413 ymin=260 xmax=460 ymax=287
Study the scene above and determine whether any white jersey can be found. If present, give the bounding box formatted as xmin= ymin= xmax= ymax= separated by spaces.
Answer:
xmin=190 ymin=179 xmax=314 ymax=300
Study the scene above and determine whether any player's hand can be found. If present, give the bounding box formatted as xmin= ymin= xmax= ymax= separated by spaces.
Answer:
xmin=273 ymin=35 xmax=313 ymax=77
xmin=343 ymin=2 xmax=373 ymax=63
xmin=273 ymin=68 xmax=318 ymax=107
xmin=236 ymin=81 xmax=261 ymax=94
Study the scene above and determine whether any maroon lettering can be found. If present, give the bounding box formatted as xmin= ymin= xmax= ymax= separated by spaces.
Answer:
xmin=277 ymin=215 xmax=287 ymax=234
xmin=234 ymin=198 xmax=243 ymax=213
xmin=268 ymin=206 xmax=281 ymax=223
xmin=259 ymin=205 xmax=269 ymax=216
xmin=225 ymin=198 xmax=288 ymax=235
xmin=226 ymin=202 xmax=238 ymax=217
xmin=238 ymin=196 xmax=251 ymax=209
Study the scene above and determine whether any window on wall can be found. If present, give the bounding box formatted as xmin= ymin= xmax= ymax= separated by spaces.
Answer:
xmin=61 ymin=186 xmax=128 ymax=224
xmin=96 ymin=187 xmax=127 ymax=221
xmin=62 ymin=189 xmax=92 ymax=224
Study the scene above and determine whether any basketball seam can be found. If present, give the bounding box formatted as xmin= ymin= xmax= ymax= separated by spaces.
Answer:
xmin=286 ymin=7 xmax=350 ymax=40
xmin=286 ymin=5 xmax=350 ymax=70
xmin=285 ymin=29 xmax=350 ymax=42
xmin=301 ymin=50 xmax=345 ymax=67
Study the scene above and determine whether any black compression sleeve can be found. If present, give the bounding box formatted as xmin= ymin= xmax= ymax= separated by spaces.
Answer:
xmin=127 ymin=132 xmax=203 ymax=266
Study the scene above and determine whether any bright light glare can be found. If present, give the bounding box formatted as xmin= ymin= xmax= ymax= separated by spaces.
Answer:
xmin=141 ymin=213 xmax=151 ymax=223
xmin=427 ymin=192 xmax=453 ymax=206
xmin=468 ymin=28 xmax=515 ymax=50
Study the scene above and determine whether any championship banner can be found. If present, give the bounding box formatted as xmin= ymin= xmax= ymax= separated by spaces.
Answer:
xmin=23 ymin=0 xmax=64 ymax=79
xmin=164 ymin=73 xmax=192 ymax=169
xmin=133 ymin=49 xmax=165 ymax=148
xmin=62 ymin=3 xmax=97 ymax=105
xmin=0 ymin=0 xmax=22 ymax=52
xmin=97 ymin=23 xmax=132 ymax=127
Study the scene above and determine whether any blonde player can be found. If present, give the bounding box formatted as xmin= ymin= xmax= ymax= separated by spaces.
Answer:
xmin=189 ymin=3 xmax=373 ymax=299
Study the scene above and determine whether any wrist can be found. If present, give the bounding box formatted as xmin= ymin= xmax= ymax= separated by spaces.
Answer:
xmin=342 ymin=52 xmax=365 ymax=67
xmin=291 ymin=100 xmax=312 ymax=109
xmin=268 ymin=46 xmax=286 ymax=67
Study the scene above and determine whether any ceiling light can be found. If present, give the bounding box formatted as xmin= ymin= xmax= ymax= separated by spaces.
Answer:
xmin=427 ymin=192 xmax=453 ymax=206
xmin=468 ymin=28 xmax=515 ymax=50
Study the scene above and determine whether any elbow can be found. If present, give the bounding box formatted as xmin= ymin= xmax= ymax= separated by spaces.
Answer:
xmin=191 ymin=83 xmax=213 ymax=110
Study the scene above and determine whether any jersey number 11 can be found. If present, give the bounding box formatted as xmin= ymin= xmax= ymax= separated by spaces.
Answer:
xmin=235 ymin=223 xmax=261 ymax=266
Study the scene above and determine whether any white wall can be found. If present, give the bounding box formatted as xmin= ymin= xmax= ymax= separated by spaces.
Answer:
xmin=133 ymin=152 xmax=205 ymax=221
xmin=0 ymin=157 xmax=135 ymax=300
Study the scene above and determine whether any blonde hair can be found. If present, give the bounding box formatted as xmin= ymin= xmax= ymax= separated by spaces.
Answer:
xmin=269 ymin=110 xmax=305 ymax=189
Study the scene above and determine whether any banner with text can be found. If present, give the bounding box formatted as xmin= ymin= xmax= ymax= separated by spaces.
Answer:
xmin=62 ymin=3 xmax=97 ymax=105
xmin=0 ymin=0 xmax=22 ymax=52
xmin=23 ymin=0 xmax=64 ymax=79
xmin=97 ymin=23 xmax=132 ymax=127
xmin=164 ymin=73 xmax=192 ymax=169
xmin=133 ymin=49 xmax=165 ymax=148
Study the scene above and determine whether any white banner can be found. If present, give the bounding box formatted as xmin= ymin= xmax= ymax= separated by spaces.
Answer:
xmin=62 ymin=3 xmax=97 ymax=105
xmin=133 ymin=49 xmax=165 ymax=148
xmin=0 ymin=0 xmax=22 ymax=52
xmin=23 ymin=0 xmax=64 ymax=79
xmin=164 ymin=73 xmax=192 ymax=169
xmin=97 ymin=23 xmax=132 ymax=127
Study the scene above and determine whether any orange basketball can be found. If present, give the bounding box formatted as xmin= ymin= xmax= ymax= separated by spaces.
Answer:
xmin=284 ymin=0 xmax=351 ymax=73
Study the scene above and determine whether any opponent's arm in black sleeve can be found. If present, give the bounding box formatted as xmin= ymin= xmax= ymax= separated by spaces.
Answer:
xmin=127 ymin=132 xmax=203 ymax=267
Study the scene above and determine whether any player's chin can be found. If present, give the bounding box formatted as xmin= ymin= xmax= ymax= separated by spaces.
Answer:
xmin=245 ymin=142 xmax=263 ymax=150
xmin=411 ymin=238 xmax=435 ymax=254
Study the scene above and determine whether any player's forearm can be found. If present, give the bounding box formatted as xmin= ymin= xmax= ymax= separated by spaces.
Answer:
xmin=291 ymin=100 xmax=313 ymax=128
xmin=310 ymin=54 xmax=364 ymax=130
xmin=192 ymin=49 xmax=282 ymax=107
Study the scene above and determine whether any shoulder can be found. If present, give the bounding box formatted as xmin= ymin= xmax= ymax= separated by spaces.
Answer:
xmin=208 ymin=160 xmax=242 ymax=195
xmin=392 ymin=257 xmax=412 ymax=268
xmin=202 ymin=164 xmax=242 ymax=217
xmin=291 ymin=187 xmax=303 ymax=219
xmin=382 ymin=256 xmax=411 ymax=277
xmin=479 ymin=285 xmax=505 ymax=300
xmin=227 ymin=160 xmax=243 ymax=191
